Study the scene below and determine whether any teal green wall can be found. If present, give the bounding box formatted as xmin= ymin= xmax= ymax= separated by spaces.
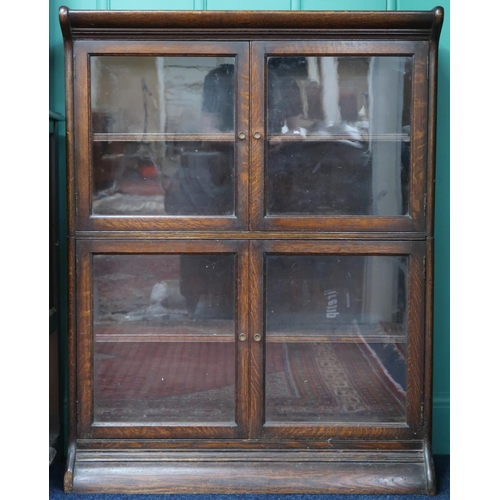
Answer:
xmin=49 ymin=0 xmax=450 ymax=455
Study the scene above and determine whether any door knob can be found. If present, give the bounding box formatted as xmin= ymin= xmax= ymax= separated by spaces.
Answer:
xmin=238 ymin=132 xmax=246 ymax=140
xmin=253 ymin=333 xmax=262 ymax=342
xmin=239 ymin=333 xmax=247 ymax=341
xmin=253 ymin=131 xmax=261 ymax=139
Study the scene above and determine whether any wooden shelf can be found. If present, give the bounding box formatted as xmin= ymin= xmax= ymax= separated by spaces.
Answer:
xmin=93 ymin=132 xmax=234 ymax=142
xmin=95 ymin=319 xmax=235 ymax=343
xmin=94 ymin=321 xmax=405 ymax=344
xmin=92 ymin=132 xmax=409 ymax=143
xmin=268 ymin=133 xmax=410 ymax=142
xmin=267 ymin=322 xmax=405 ymax=344
xmin=266 ymin=333 xmax=405 ymax=344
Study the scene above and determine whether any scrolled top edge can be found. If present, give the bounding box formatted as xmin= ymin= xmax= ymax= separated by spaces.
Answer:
xmin=59 ymin=7 xmax=442 ymax=37
xmin=431 ymin=6 xmax=445 ymax=43
xmin=59 ymin=6 xmax=72 ymax=40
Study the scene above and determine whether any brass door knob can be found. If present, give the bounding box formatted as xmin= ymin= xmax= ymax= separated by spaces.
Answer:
xmin=238 ymin=132 xmax=246 ymax=140
xmin=253 ymin=131 xmax=261 ymax=139
xmin=239 ymin=333 xmax=247 ymax=341
xmin=253 ymin=333 xmax=262 ymax=342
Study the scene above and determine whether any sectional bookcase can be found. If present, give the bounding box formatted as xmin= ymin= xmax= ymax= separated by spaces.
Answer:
xmin=60 ymin=6 xmax=443 ymax=494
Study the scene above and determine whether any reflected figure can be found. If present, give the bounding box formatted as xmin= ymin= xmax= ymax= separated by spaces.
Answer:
xmin=91 ymin=56 xmax=238 ymax=216
xmin=163 ymin=148 xmax=233 ymax=216
xmin=179 ymin=255 xmax=234 ymax=320
xmin=266 ymin=57 xmax=373 ymax=215
xmin=163 ymin=63 xmax=235 ymax=217
xmin=267 ymin=57 xmax=306 ymax=135
xmin=163 ymin=64 xmax=237 ymax=318
xmin=201 ymin=63 xmax=235 ymax=132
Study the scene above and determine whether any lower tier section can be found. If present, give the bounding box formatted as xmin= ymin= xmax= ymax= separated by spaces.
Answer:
xmin=66 ymin=448 xmax=435 ymax=495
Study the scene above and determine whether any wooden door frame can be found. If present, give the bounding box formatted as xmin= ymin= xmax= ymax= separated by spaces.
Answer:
xmin=249 ymin=40 xmax=429 ymax=234
xmin=73 ymin=39 xmax=250 ymax=233
xmin=249 ymin=239 xmax=426 ymax=441
xmin=75 ymin=238 xmax=250 ymax=440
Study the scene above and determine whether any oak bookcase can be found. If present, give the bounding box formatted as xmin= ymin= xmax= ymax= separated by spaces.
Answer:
xmin=60 ymin=6 xmax=443 ymax=494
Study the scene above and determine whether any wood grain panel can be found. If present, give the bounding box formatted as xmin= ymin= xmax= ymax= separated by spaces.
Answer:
xmin=61 ymin=6 xmax=443 ymax=41
xmin=70 ymin=449 xmax=431 ymax=494
xmin=249 ymin=241 xmax=264 ymax=438
xmin=76 ymin=239 xmax=246 ymax=440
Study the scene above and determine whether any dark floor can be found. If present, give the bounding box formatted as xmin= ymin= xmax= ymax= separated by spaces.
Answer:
xmin=49 ymin=454 xmax=449 ymax=499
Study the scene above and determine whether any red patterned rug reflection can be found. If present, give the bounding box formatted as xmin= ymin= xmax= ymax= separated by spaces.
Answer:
xmin=94 ymin=339 xmax=405 ymax=424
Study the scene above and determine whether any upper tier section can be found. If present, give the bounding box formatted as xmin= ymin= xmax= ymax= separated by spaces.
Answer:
xmin=60 ymin=7 xmax=443 ymax=236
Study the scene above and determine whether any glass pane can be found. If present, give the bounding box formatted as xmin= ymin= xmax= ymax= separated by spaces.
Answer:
xmin=91 ymin=56 xmax=236 ymax=216
xmin=265 ymin=255 xmax=408 ymax=424
xmin=93 ymin=254 xmax=236 ymax=423
xmin=92 ymin=141 xmax=234 ymax=216
xmin=266 ymin=56 xmax=412 ymax=216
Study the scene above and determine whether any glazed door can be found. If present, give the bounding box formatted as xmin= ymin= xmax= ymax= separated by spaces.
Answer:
xmin=76 ymin=239 xmax=250 ymax=439
xmin=249 ymin=240 xmax=425 ymax=441
xmin=250 ymin=41 xmax=429 ymax=232
xmin=73 ymin=40 xmax=249 ymax=232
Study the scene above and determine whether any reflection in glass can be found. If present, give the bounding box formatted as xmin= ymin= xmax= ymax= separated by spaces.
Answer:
xmin=90 ymin=56 xmax=236 ymax=216
xmin=92 ymin=141 xmax=234 ymax=216
xmin=92 ymin=254 xmax=236 ymax=423
xmin=265 ymin=255 xmax=408 ymax=424
xmin=266 ymin=56 xmax=412 ymax=216
xmin=91 ymin=56 xmax=235 ymax=134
